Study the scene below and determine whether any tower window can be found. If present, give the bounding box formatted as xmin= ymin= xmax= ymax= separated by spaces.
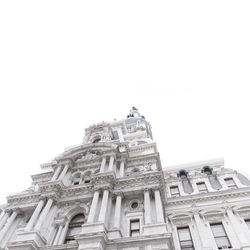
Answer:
xmin=170 ymin=186 xmax=180 ymax=197
xmin=177 ymin=226 xmax=194 ymax=250
xmin=112 ymin=130 xmax=119 ymax=140
xmin=210 ymin=223 xmax=231 ymax=249
xmin=84 ymin=176 xmax=91 ymax=184
xmin=197 ymin=182 xmax=208 ymax=193
xmin=130 ymin=219 xmax=140 ymax=237
xmin=224 ymin=178 xmax=237 ymax=189
xmin=72 ymin=173 xmax=81 ymax=185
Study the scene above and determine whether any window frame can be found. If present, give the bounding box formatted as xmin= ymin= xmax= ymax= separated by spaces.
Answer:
xmin=129 ymin=219 xmax=140 ymax=237
xmin=64 ymin=213 xmax=85 ymax=244
xmin=210 ymin=222 xmax=232 ymax=249
xmin=196 ymin=182 xmax=208 ymax=193
xmin=177 ymin=226 xmax=195 ymax=250
xmin=170 ymin=185 xmax=180 ymax=197
xmin=224 ymin=177 xmax=237 ymax=189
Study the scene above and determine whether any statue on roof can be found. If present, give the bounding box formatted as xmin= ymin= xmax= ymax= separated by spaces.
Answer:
xmin=127 ymin=107 xmax=146 ymax=119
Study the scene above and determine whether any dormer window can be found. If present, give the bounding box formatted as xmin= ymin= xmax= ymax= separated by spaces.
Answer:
xmin=179 ymin=170 xmax=188 ymax=179
xmin=203 ymin=166 xmax=213 ymax=175
xmin=197 ymin=182 xmax=208 ymax=193
xmin=224 ymin=178 xmax=237 ymax=189
xmin=170 ymin=186 xmax=180 ymax=197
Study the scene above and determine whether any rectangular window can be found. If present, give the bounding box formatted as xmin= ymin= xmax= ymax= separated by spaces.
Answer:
xmin=197 ymin=182 xmax=208 ymax=193
xmin=224 ymin=178 xmax=237 ymax=189
xmin=170 ymin=186 xmax=180 ymax=197
xmin=210 ymin=223 xmax=231 ymax=249
xmin=177 ymin=227 xmax=194 ymax=250
xmin=130 ymin=219 xmax=140 ymax=237
xmin=245 ymin=219 xmax=250 ymax=230
xmin=112 ymin=130 xmax=119 ymax=140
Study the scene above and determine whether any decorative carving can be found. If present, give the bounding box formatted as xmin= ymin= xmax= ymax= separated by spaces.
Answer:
xmin=201 ymin=209 xmax=225 ymax=222
xmin=169 ymin=213 xmax=192 ymax=226
xmin=125 ymin=199 xmax=143 ymax=214
xmin=144 ymin=162 xmax=153 ymax=171
xmin=74 ymin=150 xmax=101 ymax=162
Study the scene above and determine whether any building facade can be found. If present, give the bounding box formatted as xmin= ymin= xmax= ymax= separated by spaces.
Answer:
xmin=1 ymin=108 xmax=250 ymax=250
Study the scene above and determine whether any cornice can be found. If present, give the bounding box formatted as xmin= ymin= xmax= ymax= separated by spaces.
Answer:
xmin=114 ymin=171 xmax=164 ymax=194
xmin=107 ymin=233 xmax=172 ymax=246
xmin=127 ymin=153 xmax=160 ymax=167
xmin=166 ymin=186 xmax=250 ymax=207
xmin=38 ymin=180 xmax=64 ymax=195
xmin=31 ymin=171 xmax=53 ymax=183
xmin=60 ymin=184 xmax=93 ymax=199
xmin=7 ymin=192 xmax=41 ymax=206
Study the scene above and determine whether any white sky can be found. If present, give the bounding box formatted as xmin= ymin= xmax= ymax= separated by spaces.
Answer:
xmin=0 ymin=0 xmax=250 ymax=204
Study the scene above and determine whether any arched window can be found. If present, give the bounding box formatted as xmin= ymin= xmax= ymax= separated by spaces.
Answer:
xmin=83 ymin=171 xmax=92 ymax=184
xmin=84 ymin=176 xmax=91 ymax=184
xmin=92 ymin=136 xmax=101 ymax=143
xmin=72 ymin=173 xmax=81 ymax=185
xmin=64 ymin=214 xmax=85 ymax=244
xmin=178 ymin=170 xmax=188 ymax=179
xmin=202 ymin=166 xmax=213 ymax=175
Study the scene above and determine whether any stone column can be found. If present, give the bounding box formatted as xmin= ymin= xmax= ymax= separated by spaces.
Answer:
xmin=99 ymin=157 xmax=106 ymax=173
xmin=58 ymin=220 xmax=69 ymax=245
xmin=87 ymin=190 xmax=100 ymax=223
xmin=51 ymin=166 xmax=62 ymax=181
xmin=34 ymin=198 xmax=54 ymax=231
xmin=154 ymin=189 xmax=165 ymax=223
xmin=0 ymin=209 xmax=18 ymax=242
xmin=108 ymin=156 xmax=115 ymax=171
xmin=48 ymin=224 xmax=57 ymax=246
xmin=119 ymin=160 xmax=125 ymax=177
xmin=227 ymin=208 xmax=250 ymax=246
xmin=58 ymin=164 xmax=69 ymax=180
xmin=144 ymin=189 xmax=151 ymax=224
xmin=193 ymin=212 xmax=212 ymax=248
xmin=98 ymin=189 xmax=109 ymax=222
xmin=0 ymin=211 xmax=10 ymax=231
xmin=25 ymin=199 xmax=45 ymax=231
xmin=113 ymin=193 xmax=123 ymax=229
xmin=53 ymin=224 xmax=63 ymax=245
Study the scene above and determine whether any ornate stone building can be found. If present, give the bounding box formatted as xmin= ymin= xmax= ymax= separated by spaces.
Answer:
xmin=1 ymin=108 xmax=250 ymax=250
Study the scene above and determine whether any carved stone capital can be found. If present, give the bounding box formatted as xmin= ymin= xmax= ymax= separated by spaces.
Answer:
xmin=5 ymin=208 xmax=13 ymax=214
xmin=12 ymin=208 xmax=23 ymax=216
xmin=112 ymin=191 xmax=124 ymax=199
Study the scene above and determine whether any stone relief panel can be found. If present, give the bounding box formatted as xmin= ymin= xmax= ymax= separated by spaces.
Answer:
xmin=73 ymin=150 xmax=102 ymax=163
